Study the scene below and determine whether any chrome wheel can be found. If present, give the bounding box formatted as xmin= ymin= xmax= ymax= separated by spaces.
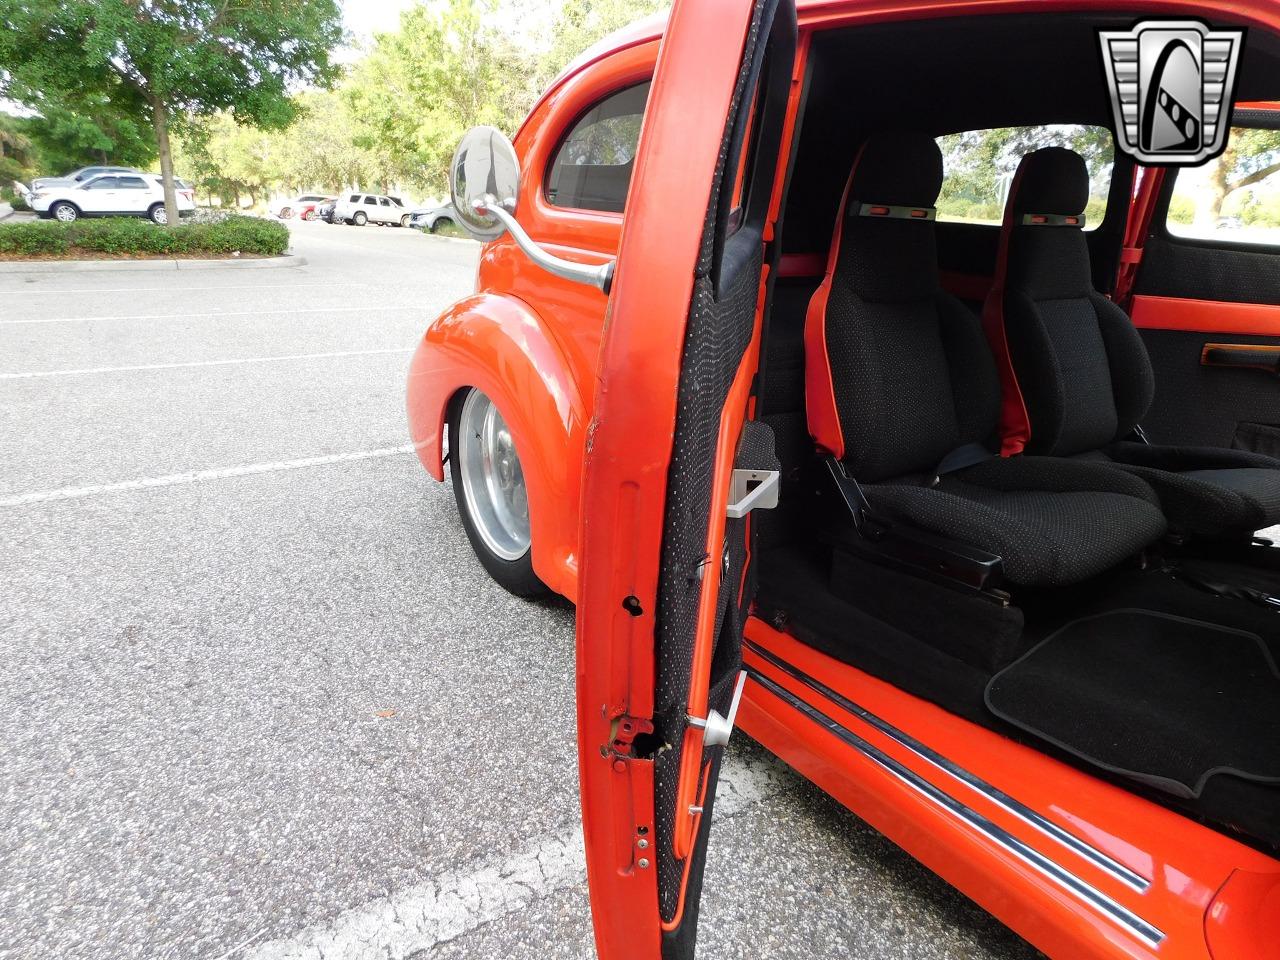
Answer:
xmin=53 ymin=203 xmax=77 ymax=223
xmin=457 ymin=390 xmax=530 ymax=561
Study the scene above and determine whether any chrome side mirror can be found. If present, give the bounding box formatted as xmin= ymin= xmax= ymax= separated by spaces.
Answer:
xmin=449 ymin=126 xmax=614 ymax=293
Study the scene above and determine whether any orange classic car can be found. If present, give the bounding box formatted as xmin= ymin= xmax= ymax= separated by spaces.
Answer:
xmin=406 ymin=1 xmax=1280 ymax=957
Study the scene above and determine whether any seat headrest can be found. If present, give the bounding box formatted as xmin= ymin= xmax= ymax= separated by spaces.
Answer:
xmin=1011 ymin=148 xmax=1089 ymax=217
xmin=848 ymin=132 xmax=944 ymax=208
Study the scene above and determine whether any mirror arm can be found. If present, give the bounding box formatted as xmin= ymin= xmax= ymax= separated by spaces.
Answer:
xmin=477 ymin=198 xmax=615 ymax=294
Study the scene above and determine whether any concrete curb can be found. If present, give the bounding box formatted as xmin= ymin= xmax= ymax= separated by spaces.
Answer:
xmin=0 ymin=254 xmax=307 ymax=274
xmin=0 ymin=203 xmax=13 ymax=221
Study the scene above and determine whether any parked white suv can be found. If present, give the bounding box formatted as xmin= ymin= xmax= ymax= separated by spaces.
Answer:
xmin=334 ymin=193 xmax=411 ymax=227
xmin=28 ymin=173 xmax=195 ymax=224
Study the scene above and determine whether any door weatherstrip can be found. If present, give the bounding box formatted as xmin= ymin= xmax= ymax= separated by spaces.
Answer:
xmin=743 ymin=666 xmax=1166 ymax=948
xmin=744 ymin=640 xmax=1150 ymax=893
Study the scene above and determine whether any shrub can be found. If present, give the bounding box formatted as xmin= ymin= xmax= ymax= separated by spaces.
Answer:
xmin=0 ymin=222 xmax=70 ymax=254
xmin=0 ymin=214 xmax=290 ymax=259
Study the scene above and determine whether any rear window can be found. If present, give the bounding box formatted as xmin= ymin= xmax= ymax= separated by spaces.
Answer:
xmin=348 ymin=194 xmax=360 ymax=203
xmin=364 ymin=196 xmax=378 ymax=205
xmin=117 ymin=177 xmax=148 ymax=189
xmin=935 ymin=124 xmax=1115 ymax=230
xmin=545 ymin=81 xmax=650 ymax=214
xmin=1165 ymin=125 xmax=1280 ymax=247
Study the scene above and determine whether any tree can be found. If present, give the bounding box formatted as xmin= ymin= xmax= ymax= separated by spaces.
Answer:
xmin=1192 ymin=127 xmax=1280 ymax=227
xmin=342 ymin=0 xmax=530 ymax=195
xmin=0 ymin=0 xmax=344 ymax=224
xmin=938 ymin=125 xmax=1113 ymax=223
xmin=19 ymin=98 xmax=155 ymax=173
xmin=536 ymin=0 xmax=670 ymax=84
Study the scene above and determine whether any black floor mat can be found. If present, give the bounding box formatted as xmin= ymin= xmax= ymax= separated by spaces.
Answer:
xmin=985 ymin=609 xmax=1280 ymax=799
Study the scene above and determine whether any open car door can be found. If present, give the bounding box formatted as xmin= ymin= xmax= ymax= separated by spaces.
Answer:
xmin=576 ymin=0 xmax=796 ymax=957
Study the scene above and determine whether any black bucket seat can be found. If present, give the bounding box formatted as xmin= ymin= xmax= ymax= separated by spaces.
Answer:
xmin=803 ymin=132 xmax=1167 ymax=587
xmin=986 ymin=147 xmax=1280 ymax=539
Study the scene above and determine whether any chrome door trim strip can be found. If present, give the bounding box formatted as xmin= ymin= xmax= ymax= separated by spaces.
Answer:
xmin=744 ymin=666 xmax=1166 ymax=948
xmin=744 ymin=640 xmax=1151 ymax=893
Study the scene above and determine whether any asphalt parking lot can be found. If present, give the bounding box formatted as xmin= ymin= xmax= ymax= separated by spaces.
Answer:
xmin=0 ymin=219 xmax=1045 ymax=960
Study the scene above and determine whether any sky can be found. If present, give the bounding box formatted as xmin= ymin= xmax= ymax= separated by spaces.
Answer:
xmin=341 ymin=0 xmax=423 ymax=50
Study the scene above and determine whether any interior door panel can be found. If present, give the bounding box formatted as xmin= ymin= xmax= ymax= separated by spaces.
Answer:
xmin=1130 ymin=117 xmax=1280 ymax=452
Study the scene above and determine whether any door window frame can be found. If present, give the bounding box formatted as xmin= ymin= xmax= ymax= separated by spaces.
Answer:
xmin=518 ymin=40 xmax=659 ymax=257
xmin=1156 ymin=109 xmax=1280 ymax=254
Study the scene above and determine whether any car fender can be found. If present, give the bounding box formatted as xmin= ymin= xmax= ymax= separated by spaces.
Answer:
xmin=406 ymin=292 xmax=587 ymax=601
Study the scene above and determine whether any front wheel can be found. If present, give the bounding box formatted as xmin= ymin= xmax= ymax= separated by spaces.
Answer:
xmin=399 ymin=214 xmax=410 ymax=228
xmin=51 ymin=201 xmax=79 ymax=223
xmin=302 ymin=210 xmax=316 ymax=221
xmin=448 ymin=389 xmax=546 ymax=597
xmin=353 ymin=211 xmax=367 ymax=226
xmin=148 ymin=204 xmax=168 ymax=225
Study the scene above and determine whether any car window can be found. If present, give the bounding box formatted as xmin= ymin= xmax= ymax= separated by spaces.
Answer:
xmin=117 ymin=177 xmax=148 ymax=189
xmin=378 ymin=197 xmax=391 ymax=206
xmin=75 ymin=169 xmax=100 ymax=181
xmin=935 ymin=124 xmax=1115 ymax=230
xmin=84 ymin=177 xmax=118 ymax=190
xmin=364 ymin=196 xmax=378 ymax=205
xmin=348 ymin=194 xmax=360 ymax=203
xmin=1165 ymin=125 xmax=1280 ymax=247
xmin=545 ymin=81 xmax=650 ymax=214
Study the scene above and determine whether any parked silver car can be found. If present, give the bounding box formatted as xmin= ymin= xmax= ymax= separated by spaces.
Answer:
xmin=408 ymin=203 xmax=458 ymax=233
xmin=32 ymin=165 xmax=141 ymax=191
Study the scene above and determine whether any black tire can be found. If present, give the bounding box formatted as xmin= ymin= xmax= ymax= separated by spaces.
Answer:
xmin=280 ymin=207 xmax=293 ymax=219
xmin=148 ymin=204 xmax=168 ymax=225
xmin=353 ymin=211 xmax=367 ymax=226
xmin=50 ymin=201 xmax=79 ymax=223
xmin=430 ymin=217 xmax=454 ymax=234
xmin=447 ymin=390 xmax=547 ymax=597
xmin=399 ymin=214 xmax=410 ymax=227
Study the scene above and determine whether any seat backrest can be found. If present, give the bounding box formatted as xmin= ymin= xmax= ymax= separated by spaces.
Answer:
xmin=804 ymin=132 xmax=1000 ymax=482
xmin=986 ymin=147 xmax=1154 ymax=457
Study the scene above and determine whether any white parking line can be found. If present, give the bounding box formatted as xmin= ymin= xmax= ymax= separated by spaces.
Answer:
xmin=0 ymin=445 xmax=418 ymax=507
xmin=0 ymin=347 xmax=414 ymax=380
xmin=0 ymin=305 xmax=421 ymax=325
xmin=242 ymin=752 xmax=791 ymax=960
xmin=2 ymin=282 xmax=367 ymax=296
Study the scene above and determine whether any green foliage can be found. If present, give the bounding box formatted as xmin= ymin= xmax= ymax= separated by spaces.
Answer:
xmin=536 ymin=0 xmax=669 ymax=83
xmin=0 ymin=1 xmax=344 ymax=129
xmin=21 ymin=100 xmax=155 ymax=172
xmin=937 ymin=125 xmax=1114 ymax=221
xmin=4 ymin=0 xmax=670 ymax=203
xmin=0 ymin=221 xmax=71 ymax=254
xmin=0 ymin=215 xmax=289 ymax=258
xmin=1167 ymin=193 xmax=1196 ymax=225
xmin=341 ymin=0 xmax=531 ymax=194
xmin=0 ymin=0 xmax=344 ymax=220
